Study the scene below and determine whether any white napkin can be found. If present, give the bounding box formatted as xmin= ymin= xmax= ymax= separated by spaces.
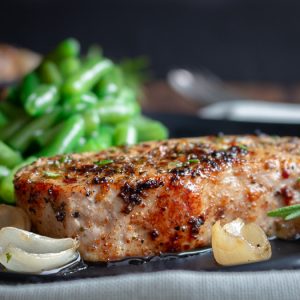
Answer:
xmin=198 ymin=100 xmax=300 ymax=123
xmin=1 ymin=270 xmax=300 ymax=300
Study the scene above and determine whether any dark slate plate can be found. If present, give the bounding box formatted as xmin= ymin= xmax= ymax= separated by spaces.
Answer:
xmin=1 ymin=113 xmax=300 ymax=284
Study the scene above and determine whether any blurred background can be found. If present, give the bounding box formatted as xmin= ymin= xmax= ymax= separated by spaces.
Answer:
xmin=2 ymin=0 xmax=300 ymax=117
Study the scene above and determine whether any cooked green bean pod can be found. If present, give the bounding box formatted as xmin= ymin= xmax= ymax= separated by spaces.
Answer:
xmin=86 ymin=45 xmax=103 ymax=61
xmin=0 ymin=115 xmax=30 ymax=142
xmin=62 ymin=58 xmax=112 ymax=96
xmin=39 ymin=114 xmax=85 ymax=156
xmin=47 ymin=38 xmax=80 ymax=62
xmin=62 ymin=92 xmax=98 ymax=114
xmin=132 ymin=116 xmax=168 ymax=142
xmin=82 ymin=109 xmax=101 ymax=136
xmin=94 ymin=67 xmax=123 ymax=98
xmin=20 ymin=72 xmax=40 ymax=104
xmin=8 ymin=109 xmax=61 ymax=152
xmin=0 ymin=111 xmax=7 ymax=128
xmin=114 ymin=123 xmax=137 ymax=146
xmin=35 ymin=123 xmax=63 ymax=147
xmin=78 ymin=125 xmax=113 ymax=152
xmin=0 ymin=102 xmax=26 ymax=119
xmin=0 ymin=166 xmax=9 ymax=179
xmin=25 ymin=84 xmax=60 ymax=117
xmin=95 ymin=98 xmax=140 ymax=124
xmin=58 ymin=57 xmax=81 ymax=77
xmin=0 ymin=157 xmax=36 ymax=204
xmin=0 ymin=141 xmax=22 ymax=168
xmin=39 ymin=61 xmax=62 ymax=85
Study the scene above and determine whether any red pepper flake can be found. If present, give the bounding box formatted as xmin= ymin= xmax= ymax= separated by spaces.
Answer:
xmin=282 ymin=168 xmax=290 ymax=179
xmin=280 ymin=186 xmax=294 ymax=205
xmin=63 ymin=177 xmax=77 ymax=184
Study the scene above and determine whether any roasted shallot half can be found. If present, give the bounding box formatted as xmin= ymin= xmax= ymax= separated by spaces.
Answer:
xmin=0 ymin=227 xmax=79 ymax=273
xmin=211 ymin=218 xmax=272 ymax=266
xmin=0 ymin=204 xmax=31 ymax=231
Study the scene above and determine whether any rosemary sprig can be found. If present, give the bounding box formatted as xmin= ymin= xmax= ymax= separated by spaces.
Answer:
xmin=267 ymin=204 xmax=300 ymax=221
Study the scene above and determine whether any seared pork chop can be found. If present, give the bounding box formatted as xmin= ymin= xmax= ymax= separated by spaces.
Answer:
xmin=15 ymin=136 xmax=300 ymax=261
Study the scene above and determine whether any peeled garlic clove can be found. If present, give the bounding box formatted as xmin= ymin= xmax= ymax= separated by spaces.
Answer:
xmin=0 ymin=204 xmax=31 ymax=231
xmin=0 ymin=227 xmax=78 ymax=253
xmin=0 ymin=227 xmax=80 ymax=273
xmin=0 ymin=245 xmax=79 ymax=273
xmin=212 ymin=218 xmax=272 ymax=266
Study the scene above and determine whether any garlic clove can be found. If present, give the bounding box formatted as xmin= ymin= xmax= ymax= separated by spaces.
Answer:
xmin=0 ymin=245 xmax=79 ymax=273
xmin=0 ymin=227 xmax=80 ymax=273
xmin=212 ymin=218 xmax=272 ymax=266
xmin=0 ymin=205 xmax=31 ymax=231
xmin=0 ymin=227 xmax=78 ymax=254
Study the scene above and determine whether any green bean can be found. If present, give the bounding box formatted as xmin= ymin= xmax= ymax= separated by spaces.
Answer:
xmin=35 ymin=123 xmax=63 ymax=147
xmin=62 ymin=58 xmax=113 ymax=96
xmin=86 ymin=45 xmax=102 ymax=61
xmin=95 ymin=98 xmax=140 ymax=124
xmin=0 ymin=104 xmax=29 ymax=140
xmin=120 ymin=87 xmax=136 ymax=102
xmin=8 ymin=109 xmax=60 ymax=152
xmin=0 ymin=171 xmax=15 ymax=203
xmin=25 ymin=84 xmax=59 ymax=116
xmin=59 ymin=57 xmax=80 ymax=77
xmin=20 ymin=72 xmax=39 ymax=104
xmin=0 ymin=102 xmax=26 ymax=119
xmin=62 ymin=91 xmax=98 ymax=114
xmin=78 ymin=125 xmax=113 ymax=152
xmin=132 ymin=117 xmax=168 ymax=142
xmin=77 ymin=139 xmax=101 ymax=152
xmin=0 ymin=115 xmax=30 ymax=141
xmin=5 ymin=85 xmax=19 ymax=103
xmin=0 ymin=141 xmax=22 ymax=168
xmin=98 ymin=125 xmax=115 ymax=137
xmin=47 ymin=38 xmax=80 ymax=62
xmin=39 ymin=114 xmax=85 ymax=156
xmin=0 ymin=166 xmax=9 ymax=179
xmin=0 ymin=111 xmax=7 ymax=128
xmin=94 ymin=67 xmax=123 ymax=98
xmin=103 ymin=87 xmax=135 ymax=103
xmin=114 ymin=123 xmax=137 ymax=146
xmin=39 ymin=61 xmax=62 ymax=85
xmin=82 ymin=109 xmax=101 ymax=136
xmin=0 ymin=156 xmax=36 ymax=204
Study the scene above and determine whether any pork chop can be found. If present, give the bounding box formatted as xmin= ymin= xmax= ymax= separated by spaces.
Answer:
xmin=14 ymin=135 xmax=300 ymax=261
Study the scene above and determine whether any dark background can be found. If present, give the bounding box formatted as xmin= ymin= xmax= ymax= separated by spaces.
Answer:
xmin=1 ymin=0 xmax=300 ymax=82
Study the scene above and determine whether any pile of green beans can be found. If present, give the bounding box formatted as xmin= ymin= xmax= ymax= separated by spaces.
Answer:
xmin=0 ymin=38 xmax=168 ymax=204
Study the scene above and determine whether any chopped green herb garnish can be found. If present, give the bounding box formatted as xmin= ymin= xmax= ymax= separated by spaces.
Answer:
xmin=6 ymin=252 xmax=12 ymax=263
xmin=94 ymin=159 xmax=114 ymax=166
xmin=59 ymin=155 xmax=71 ymax=163
xmin=297 ymin=177 xmax=300 ymax=182
xmin=188 ymin=159 xmax=200 ymax=164
xmin=238 ymin=144 xmax=248 ymax=151
xmin=267 ymin=204 xmax=300 ymax=221
xmin=43 ymin=171 xmax=61 ymax=178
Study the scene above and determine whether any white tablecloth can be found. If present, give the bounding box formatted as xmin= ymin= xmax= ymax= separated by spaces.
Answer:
xmin=1 ymin=270 xmax=300 ymax=300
